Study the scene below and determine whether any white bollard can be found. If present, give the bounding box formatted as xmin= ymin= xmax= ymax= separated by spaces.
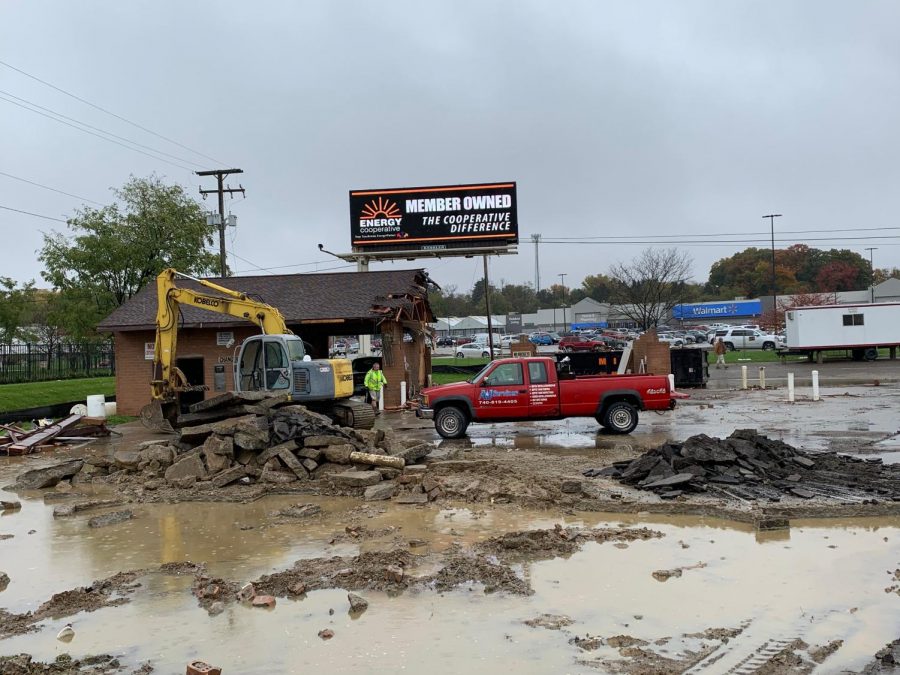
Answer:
xmin=758 ymin=366 xmax=766 ymax=389
xmin=668 ymin=373 xmax=675 ymax=392
xmin=741 ymin=365 xmax=748 ymax=390
xmin=379 ymin=386 xmax=385 ymax=412
xmin=400 ymin=381 xmax=407 ymax=407
xmin=787 ymin=372 xmax=795 ymax=402
xmin=812 ymin=370 xmax=820 ymax=401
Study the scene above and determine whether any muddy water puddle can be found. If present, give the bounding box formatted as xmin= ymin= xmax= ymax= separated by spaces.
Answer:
xmin=2 ymin=489 xmax=900 ymax=674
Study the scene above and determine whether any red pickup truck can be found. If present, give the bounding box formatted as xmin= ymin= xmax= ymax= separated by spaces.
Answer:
xmin=418 ymin=356 xmax=677 ymax=439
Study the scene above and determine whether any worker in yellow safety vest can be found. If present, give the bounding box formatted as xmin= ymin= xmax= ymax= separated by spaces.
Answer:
xmin=364 ymin=362 xmax=388 ymax=415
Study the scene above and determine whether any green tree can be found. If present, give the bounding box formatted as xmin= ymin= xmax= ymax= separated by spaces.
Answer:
xmin=0 ymin=277 xmax=35 ymax=342
xmin=569 ymin=273 xmax=614 ymax=303
xmin=497 ymin=283 xmax=538 ymax=313
xmin=39 ymin=175 xmax=220 ymax=337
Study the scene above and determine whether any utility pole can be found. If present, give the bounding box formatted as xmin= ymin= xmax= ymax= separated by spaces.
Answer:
xmin=531 ymin=233 xmax=542 ymax=292
xmin=865 ymin=247 xmax=878 ymax=303
xmin=762 ymin=214 xmax=782 ymax=329
xmin=558 ymin=273 xmax=567 ymax=332
xmin=483 ymin=255 xmax=495 ymax=357
xmin=197 ymin=169 xmax=245 ymax=277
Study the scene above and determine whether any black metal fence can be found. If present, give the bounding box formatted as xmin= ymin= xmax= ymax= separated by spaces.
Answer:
xmin=0 ymin=342 xmax=115 ymax=384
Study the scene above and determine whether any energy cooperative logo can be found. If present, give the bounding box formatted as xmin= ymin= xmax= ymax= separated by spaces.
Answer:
xmin=358 ymin=197 xmax=407 ymax=237
xmin=360 ymin=196 xmax=401 ymax=220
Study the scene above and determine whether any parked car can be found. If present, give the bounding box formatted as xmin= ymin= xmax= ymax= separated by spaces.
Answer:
xmin=548 ymin=332 xmax=562 ymax=343
xmin=330 ymin=338 xmax=359 ymax=357
xmin=500 ymin=334 xmax=528 ymax=349
xmin=529 ymin=332 xmax=554 ymax=345
xmin=558 ymin=335 xmax=605 ymax=352
xmin=436 ymin=336 xmax=456 ymax=347
xmin=456 ymin=336 xmax=474 ymax=346
xmin=657 ymin=333 xmax=685 ymax=347
xmin=455 ymin=342 xmax=494 ymax=359
xmin=713 ymin=328 xmax=783 ymax=351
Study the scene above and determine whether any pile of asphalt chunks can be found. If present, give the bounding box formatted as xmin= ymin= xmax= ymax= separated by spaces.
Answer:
xmin=591 ymin=429 xmax=900 ymax=502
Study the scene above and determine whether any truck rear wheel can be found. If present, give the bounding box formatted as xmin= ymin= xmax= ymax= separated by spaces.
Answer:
xmin=602 ymin=402 xmax=639 ymax=434
xmin=725 ymin=342 xmax=736 ymax=352
xmin=865 ymin=347 xmax=878 ymax=361
xmin=435 ymin=406 xmax=469 ymax=439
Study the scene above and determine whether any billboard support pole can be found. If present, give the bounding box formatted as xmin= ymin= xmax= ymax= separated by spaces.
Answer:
xmin=357 ymin=257 xmax=371 ymax=356
xmin=483 ymin=255 xmax=495 ymax=357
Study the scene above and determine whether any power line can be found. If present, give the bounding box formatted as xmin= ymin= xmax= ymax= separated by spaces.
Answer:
xmin=0 ymin=90 xmax=205 ymax=169
xmin=0 ymin=59 xmax=225 ymax=165
xmin=529 ymin=226 xmax=900 ymax=241
xmin=0 ymin=171 xmax=103 ymax=206
xmin=539 ymin=235 xmax=900 ymax=245
xmin=0 ymin=204 xmax=68 ymax=222
xmin=0 ymin=94 xmax=197 ymax=172
xmin=233 ymin=261 xmax=359 ymax=275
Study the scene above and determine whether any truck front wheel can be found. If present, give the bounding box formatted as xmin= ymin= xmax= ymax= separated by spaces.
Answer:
xmin=602 ymin=402 xmax=639 ymax=434
xmin=435 ymin=406 xmax=469 ymax=439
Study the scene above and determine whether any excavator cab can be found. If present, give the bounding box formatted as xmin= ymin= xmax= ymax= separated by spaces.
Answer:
xmin=236 ymin=334 xmax=308 ymax=392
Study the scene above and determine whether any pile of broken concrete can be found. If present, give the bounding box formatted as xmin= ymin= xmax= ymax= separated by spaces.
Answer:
xmin=593 ymin=429 xmax=900 ymax=502
xmin=13 ymin=392 xmax=442 ymax=504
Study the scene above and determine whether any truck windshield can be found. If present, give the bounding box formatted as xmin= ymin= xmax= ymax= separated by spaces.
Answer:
xmin=468 ymin=363 xmax=493 ymax=384
xmin=285 ymin=339 xmax=306 ymax=361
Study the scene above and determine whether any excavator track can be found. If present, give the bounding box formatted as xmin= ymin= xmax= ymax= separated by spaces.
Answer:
xmin=326 ymin=399 xmax=376 ymax=430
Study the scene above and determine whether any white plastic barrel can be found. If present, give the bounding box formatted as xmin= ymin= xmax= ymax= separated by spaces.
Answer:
xmin=104 ymin=402 xmax=117 ymax=417
xmin=86 ymin=395 xmax=106 ymax=418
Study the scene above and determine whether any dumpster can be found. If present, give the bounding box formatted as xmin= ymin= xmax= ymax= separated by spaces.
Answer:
xmin=670 ymin=347 xmax=708 ymax=388
xmin=554 ymin=351 xmax=623 ymax=376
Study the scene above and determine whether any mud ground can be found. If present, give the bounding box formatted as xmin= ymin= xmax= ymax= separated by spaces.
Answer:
xmin=2 ymin=383 xmax=900 ymax=673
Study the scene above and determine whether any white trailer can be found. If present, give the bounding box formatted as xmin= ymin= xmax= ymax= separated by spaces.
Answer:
xmin=784 ymin=303 xmax=900 ymax=362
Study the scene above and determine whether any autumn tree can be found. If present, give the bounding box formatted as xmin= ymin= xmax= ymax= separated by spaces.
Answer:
xmin=609 ymin=248 xmax=693 ymax=329
xmin=874 ymin=267 xmax=900 ymax=284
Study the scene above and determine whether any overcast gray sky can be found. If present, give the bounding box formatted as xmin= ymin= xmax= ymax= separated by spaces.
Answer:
xmin=2 ymin=1 xmax=899 ymax=295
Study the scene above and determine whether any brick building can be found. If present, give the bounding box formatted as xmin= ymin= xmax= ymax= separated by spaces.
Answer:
xmin=97 ymin=269 xmax=434 ymax=416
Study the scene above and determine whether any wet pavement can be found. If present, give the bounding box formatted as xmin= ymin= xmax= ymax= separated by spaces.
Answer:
xmin=1 ymin=492 xmax=899 ymax=673
xmin=2 ymin=384 xmax=900 ymax=672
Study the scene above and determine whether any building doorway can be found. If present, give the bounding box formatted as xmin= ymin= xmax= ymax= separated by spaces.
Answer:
xmin=175 ymin=357 xmax=205 ymax=412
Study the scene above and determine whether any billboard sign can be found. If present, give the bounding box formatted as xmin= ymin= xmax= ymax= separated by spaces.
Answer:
xmin=672 ymin=300 xmax=762 ymax=320
xmin=349 ymin=182 xmax=517 ymax=251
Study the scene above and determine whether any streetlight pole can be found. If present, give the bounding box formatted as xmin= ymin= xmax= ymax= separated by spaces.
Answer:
xmin=558 ymin=273 xmax=567 ymax=333
xmin=865 ymin=247 xmax=878 ymax=303
xmin=763 ymin=214 xmax=782 ymax=329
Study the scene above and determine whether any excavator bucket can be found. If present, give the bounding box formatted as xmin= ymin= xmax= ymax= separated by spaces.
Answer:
xmin=140 ymin=400 xmax=178 ymax=433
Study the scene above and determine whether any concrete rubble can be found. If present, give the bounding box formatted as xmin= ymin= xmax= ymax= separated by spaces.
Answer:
xmin=14 ymin=392 xmax=444 ymax=506
xmin=595 ymin=429 xmax=900 ymax=502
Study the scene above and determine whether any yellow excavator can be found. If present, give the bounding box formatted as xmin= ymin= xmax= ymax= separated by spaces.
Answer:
xmin=141 ymin=268 xmax=375 ymax=431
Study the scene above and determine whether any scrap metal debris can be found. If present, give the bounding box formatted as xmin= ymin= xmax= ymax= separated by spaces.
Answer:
xmin=1 ymin=415 xmax=110 ymax=456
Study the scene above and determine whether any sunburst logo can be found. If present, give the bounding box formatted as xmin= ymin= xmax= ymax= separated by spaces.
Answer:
xmin=360 ymin=197 xmax=401 ymax=220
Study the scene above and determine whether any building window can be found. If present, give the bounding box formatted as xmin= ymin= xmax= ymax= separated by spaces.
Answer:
xmin=842 ymin=314 xmax=864 ymax=326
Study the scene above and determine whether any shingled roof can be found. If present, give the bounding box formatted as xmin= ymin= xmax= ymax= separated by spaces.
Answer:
xmin=97 ymin=268 xmax=433 ymax=332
